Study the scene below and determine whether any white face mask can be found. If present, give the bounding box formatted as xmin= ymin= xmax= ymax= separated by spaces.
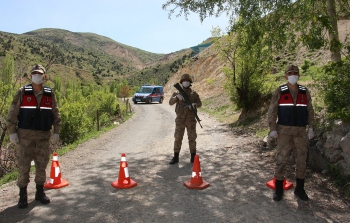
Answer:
xmin=182 ymin=81 xmax=190 ymax=88
xmin=31 ymin=74 xmax=43 ymax=85
xmin=287 ymin=75 xmax=299 ymax=85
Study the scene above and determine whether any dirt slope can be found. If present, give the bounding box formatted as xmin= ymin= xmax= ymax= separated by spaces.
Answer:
xmin=165 ymin=47 xmax=225 ymax=96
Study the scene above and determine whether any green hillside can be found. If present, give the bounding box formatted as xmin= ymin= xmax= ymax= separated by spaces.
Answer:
xmin=0 ymin=28 xmax=191 ymax=88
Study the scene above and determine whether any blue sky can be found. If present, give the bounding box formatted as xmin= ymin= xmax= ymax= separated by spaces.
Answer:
xmin=0 ymin=0 xmax=230 ymax=54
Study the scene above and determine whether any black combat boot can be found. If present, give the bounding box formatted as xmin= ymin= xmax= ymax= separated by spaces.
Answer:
xmin=35 ymin=184 xmax=50 ymax=204
xmin=273 ymin=179 xmax=284 ymax=201
xmin=294 ymin=178 xmax=309 ymax=201
xmin=18 ymin=186 xmax=28 ymax=209
xmin=190 ymin=153 xmax=196 ymax=163
xmin=169 ymin=152 xmax=179 ymax=164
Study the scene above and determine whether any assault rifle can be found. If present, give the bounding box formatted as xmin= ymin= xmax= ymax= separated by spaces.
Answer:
xmin=174 ymin=83 xmax=203 ymax=128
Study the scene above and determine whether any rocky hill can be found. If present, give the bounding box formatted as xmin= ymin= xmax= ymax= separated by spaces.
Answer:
xmin=165 ymin=19 xmax=350 ymax=123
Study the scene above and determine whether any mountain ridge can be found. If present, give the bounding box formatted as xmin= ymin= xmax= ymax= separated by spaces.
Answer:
xmin=0 ymin=28 xmax=193 ymax=86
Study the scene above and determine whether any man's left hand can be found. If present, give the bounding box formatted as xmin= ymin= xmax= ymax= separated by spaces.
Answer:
xmin=52 ymin=134 xmax=59 ymax=144
xmin=189 ymin=103 xmax=196 ymax=110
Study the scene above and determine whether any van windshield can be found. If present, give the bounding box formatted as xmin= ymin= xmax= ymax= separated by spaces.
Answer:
xmin=138 ymin=87 xmax=153 ymax=93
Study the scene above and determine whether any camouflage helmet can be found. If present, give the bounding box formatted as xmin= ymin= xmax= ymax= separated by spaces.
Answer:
xmin=30 ymin=64 xmax=46 ymax=74
xmin=285 ymin=64 xmax=299 ymax=74
xmin=180 ymin=73 xmax=193 ymax=83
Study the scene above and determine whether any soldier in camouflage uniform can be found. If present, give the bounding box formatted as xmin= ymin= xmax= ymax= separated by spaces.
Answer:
xmin=169 ymin=73 xmax=202 ymax=164
xmin=7 ymin=64 xmax=61 ymax=208
xmin=268 ymin=64 xmax=315 ymax=202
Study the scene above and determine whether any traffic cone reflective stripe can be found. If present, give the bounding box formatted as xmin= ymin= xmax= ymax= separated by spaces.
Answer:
xmin=55 ymin=166 xmax=60 ymax=177
xmin=44 ymin=152 xmax=69 ymax=189
xmin=190 ymin=171 xmax=203 ymax=185
xmin=184 ymin=155 xmax=210 ymax=190
xmin=192 ymin=171 xmax=201 ymax=177
xmin=111 ymin=153 xmax=137 ymax=189
xmin=48 ymin=165 xmax=61 ymax=185
xmin=124 ymin=167 xmax=129 ymax=178
xmin=266 ymin=177 xmax=293 ymax=190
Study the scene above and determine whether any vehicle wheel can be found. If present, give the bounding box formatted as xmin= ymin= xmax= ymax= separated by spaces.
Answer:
xmin=148 ymin=98 xmax=152 ymax=104
xmin=134 ymin=101 xmax=137 ymax=104
xmin=159 ymin=97 xmax=163 ymax=104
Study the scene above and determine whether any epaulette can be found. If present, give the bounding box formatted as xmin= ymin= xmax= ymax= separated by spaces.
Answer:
xmin=298 ymin=85 xmax=307 ymax=94
xmin=43 ymin=86 xmax=52 ymax=96
xmin=279 ymin=84 xmax=289 ymax=94
xmin=23 ymin=84 xmax=34 ymax=95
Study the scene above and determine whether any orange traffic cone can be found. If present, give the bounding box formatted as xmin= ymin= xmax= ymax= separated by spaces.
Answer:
xmin=266 ymin=177 xmax=293 ymax=190
xmin=44 ymin=152 xmax=69 ymax=189
xmin=111 ymin=153 xmax=137 ymax=189
xmin=184 ymin=155 xmax=210 ymax=190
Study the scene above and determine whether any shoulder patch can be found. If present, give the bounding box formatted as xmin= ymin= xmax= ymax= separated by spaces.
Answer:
xmin=43 ymin=86 xmax=52 ymax=96
xmin=298 ymin=85 xmax=307 ymax=93
xmin=23 ymin=84 xmax=34 ymax=95
xmin=280 ymin=84 xmax=289 ymax=94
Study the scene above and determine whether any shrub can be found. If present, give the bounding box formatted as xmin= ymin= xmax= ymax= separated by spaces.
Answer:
xmin=318 ymin=61 xmax=350 ymax=122
xmin=301 ymin=60 xmax=311 ymax=73
xmin=59 ymin=100 xmax=93 ymax=144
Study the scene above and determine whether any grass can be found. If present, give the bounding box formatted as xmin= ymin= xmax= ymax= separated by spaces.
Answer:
xmin=200 ymin=98 xmax=239 ymax=123
xmin=0 ymin=112 xmax=134 ymax=187
xmin=256 ymin=129 xmax=269 ymax=138
xmin=206 ymin=78 xmax=215 ymax=85
xmin=0 ymin=172 xmax=18 ymax=186
xmin=329 ymin=164 xmax=350 ymax=197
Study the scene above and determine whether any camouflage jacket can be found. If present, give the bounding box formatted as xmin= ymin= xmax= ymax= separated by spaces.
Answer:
xmin=169 ymin=87 xmax=202 ymax=116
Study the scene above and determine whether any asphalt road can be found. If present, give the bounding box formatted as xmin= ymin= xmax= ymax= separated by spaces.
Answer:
xmin=0 ymin=101 xmax=349 ymax=222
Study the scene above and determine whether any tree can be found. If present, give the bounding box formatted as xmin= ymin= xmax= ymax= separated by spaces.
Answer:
xmin=47 ymin=46 xmax=60 ymax=67
xmin=163 ymin=0 xmax=350 ymax=62
xmin=212 ymin=16 xmax=274 ymax=119
xmin=118 ymin=85 xmax=132 ymax=100
xmin=0 ymin=54 xmax=16 ymax=136
xmin=0 ymin=54 xmax=14 ymax=86
xmin=0 ymin=54 xmax=16 ymax=175
xmin=109 ymin=80 xmax=117 ymax=94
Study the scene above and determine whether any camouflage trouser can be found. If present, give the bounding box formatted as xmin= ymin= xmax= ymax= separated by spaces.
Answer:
xmin=173 ymin=115 xmax=197 ymax=153
xmin=16 ymin=137 xmax=50 ymax=188
xmin=274 ymin=132 xmax=308 ymax=181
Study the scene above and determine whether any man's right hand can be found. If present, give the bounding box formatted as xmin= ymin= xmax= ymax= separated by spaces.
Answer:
xmin=10 ymin=133 xmax=19 ymax=144
xmin=176 ymin=94 xmax=184 ymax=101
xmin=308 ymin=127 xmax=315 ymax=140
xmin=269 ymin=130 xmax=278 ymax=139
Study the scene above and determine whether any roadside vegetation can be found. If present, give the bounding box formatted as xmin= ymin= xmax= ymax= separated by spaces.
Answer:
xmin=163 ymin=0 xmax=350 ymax=196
